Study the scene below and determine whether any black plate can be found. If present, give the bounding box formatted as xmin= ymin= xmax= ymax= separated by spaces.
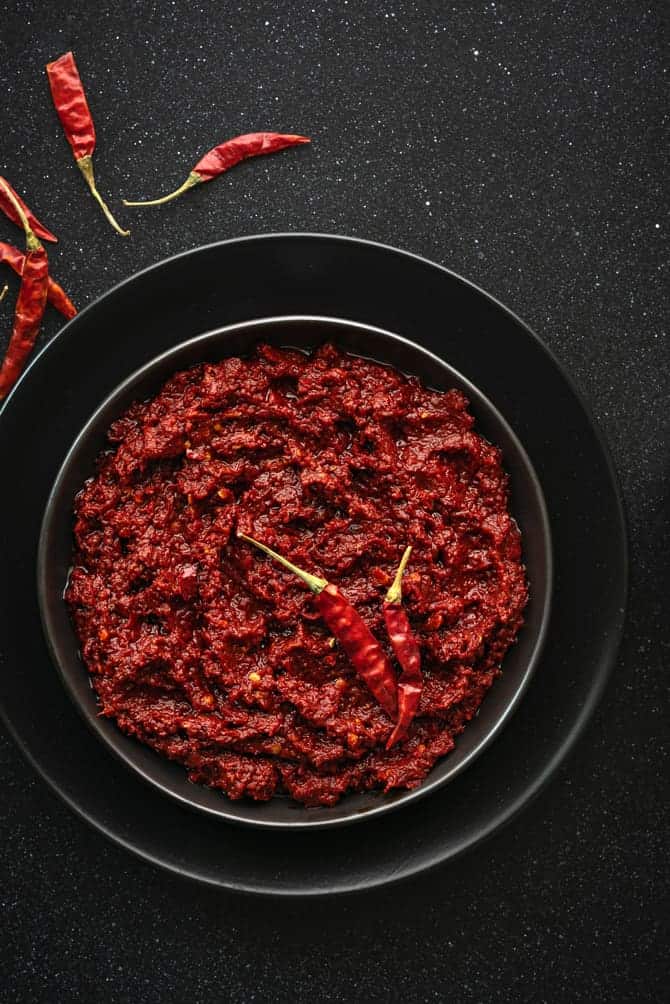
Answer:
xmin=38 ymin=316 xmax=552 ymax=829
xmin=0 ymin=234 xmax=627 ymax=894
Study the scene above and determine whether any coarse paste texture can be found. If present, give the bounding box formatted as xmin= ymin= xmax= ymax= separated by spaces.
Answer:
xmin=66 ymin=343 xmax=528 ymax=807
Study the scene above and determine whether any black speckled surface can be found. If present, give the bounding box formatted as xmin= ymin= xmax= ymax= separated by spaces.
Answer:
xmin=0 ymin=1 xmax=667 ymax=1001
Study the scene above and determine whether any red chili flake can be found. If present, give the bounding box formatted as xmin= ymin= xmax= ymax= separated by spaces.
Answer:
xmin=384 ymin=546 xmax=423 ymax=750
xmin=238 ymin=533 xmax=397 ymax=719
xmin=0 ymin=180 xmax=49 ymax=400
xmin=0 ymin=176 xmax=57 ymax=244
xmin=123 ymin=132 xmax=310 ymax=207
xmin=46 ymin=51 xmax=129 ymax=237
xmin=0 ymin=241 xmax=76 ymax=319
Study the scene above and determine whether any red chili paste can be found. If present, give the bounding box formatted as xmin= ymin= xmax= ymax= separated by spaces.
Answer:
xmin=66 ymin=343 xmax=528 ymax=807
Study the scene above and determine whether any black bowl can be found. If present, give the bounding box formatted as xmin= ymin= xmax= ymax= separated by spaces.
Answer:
xmin=37 ymin=315 xmax=552 ymax=829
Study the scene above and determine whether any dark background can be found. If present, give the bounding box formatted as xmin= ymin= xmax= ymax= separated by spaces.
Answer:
xmin=0 ymin=1 xmax=666 ymax=1001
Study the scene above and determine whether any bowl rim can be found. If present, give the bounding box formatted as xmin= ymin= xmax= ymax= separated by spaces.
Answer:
xmin=37 ymin=312 xmax=553 ymax=830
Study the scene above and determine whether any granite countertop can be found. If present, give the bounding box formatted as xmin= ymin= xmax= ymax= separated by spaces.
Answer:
xmin=0 ymin=2 xmax=665 ymax=1001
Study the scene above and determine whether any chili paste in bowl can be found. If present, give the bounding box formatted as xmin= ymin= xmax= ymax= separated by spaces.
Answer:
xmin=39 ymin=317 xmax=551 ymax=827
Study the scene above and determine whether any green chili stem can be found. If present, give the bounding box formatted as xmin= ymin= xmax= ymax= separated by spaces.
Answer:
xmin=238 ymin=533 xmax=327 ymax=594
xmin=122 ymin=172 xmax=202 ymax=207
xmin=0 ymin=179 xmax=40 ymax=250
xmin=77 ymin=156 xmax=130 ymax=237
xmin=385 ymin=545 xmax=413 ymax=605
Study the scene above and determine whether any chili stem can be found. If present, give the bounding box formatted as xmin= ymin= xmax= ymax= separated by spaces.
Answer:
xmin=385 ymin=546 xmax=412 ymax=605
xmin=122 ymin=172 xmax=201 ymax=207
xmin=77 ymin=156 xmax=130 ymax=237
xmin=237 ymin=533 xmax=327 ymax=594
xmin=0 ymin=284 xmax=8 ymax=303
xmin=0 ymin=179 xmax=40 ymax=250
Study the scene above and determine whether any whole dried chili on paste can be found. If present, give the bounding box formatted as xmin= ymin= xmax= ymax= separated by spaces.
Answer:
xmin=384 ymin=546 xmax=423 ymax=749
xmin=238 ymin=533 xmax=397 ymax=719
xmin=0 ymin=176 xmax=58 ymax=243
xmin=0 ymin=180 xmax=49 ymax=399
xmin=123 ymin=132 xmax=310 ymax=206
xmin=0 ymin=242 xmax=76 ymax=319
xmin=46 ymin=51 xmax=129 ymax=237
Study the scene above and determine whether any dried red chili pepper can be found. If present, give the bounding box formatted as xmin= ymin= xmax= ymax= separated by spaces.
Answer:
xmin=0 ymin=180 xmax=49 ymax=399
xmin=0 ymin=242 xmax=76 ymax=319
xmin=0 ymin=176 xmax=58 ymax=244
xmin=238 ymin=533 xmax=397 ymax=719
xmin=123 ymin=132 xmax=310 ymax=207
xmin=46 ymin=51 xmax=129 ymax=237
xmin=384 ymin=547 xmax=422 ymax=749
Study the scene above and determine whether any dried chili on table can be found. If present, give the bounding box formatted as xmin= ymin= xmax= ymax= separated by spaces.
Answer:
xmin=0 ymin=176 xmax=57 ymax=243
xmin=238 ymin=533 xmax=397 ymax=719
xmin=0 ymin=180 xmax=49 ymax=399
xmin=123 ymin=132 xmax=310 ymax=207
xmin=384 ymin=546 xmax=423 ymax=749
xmin=46 ymin=51 xmax=129 ymax=237
xmin=0 ymin=242 xmax=76 ymax=319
